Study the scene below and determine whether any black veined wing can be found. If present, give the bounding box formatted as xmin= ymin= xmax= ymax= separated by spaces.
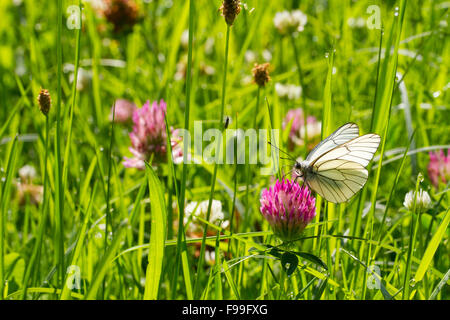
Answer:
xmin=304 ymin=129 xmax=381 ymax=203
xmin=305 ymin=123 xmax=360 ymax=163
xmin=306 ymin=160 xmax=369 ymax=203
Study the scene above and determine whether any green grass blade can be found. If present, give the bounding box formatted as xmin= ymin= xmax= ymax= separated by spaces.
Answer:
xmin=429 ymin=268 xmax=450 ymax=300
xmin=60 ymin=183 xmax=97 ymax=300
xmin=414 ymin=209 xmax=450 ymax=283
xmin=85 ymin=221 xmax=127 ymax=300
xmin=143 ymin=164 xmax=167 ymax=300
xmin=0 ymin=135 xmax=19 ymax=299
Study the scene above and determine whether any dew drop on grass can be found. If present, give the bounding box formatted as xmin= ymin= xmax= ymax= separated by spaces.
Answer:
xmin=324 ymin=52 xmax=329 ymax=58
xmin=1 ymin=177 xmax=6 ymax=182
xmin=100 ymin=146 xmax=104 ymax=152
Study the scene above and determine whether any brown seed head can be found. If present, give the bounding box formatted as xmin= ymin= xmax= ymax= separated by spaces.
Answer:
xmin=252 ymin=63 xmax=271 ymax=87
xmin=103 ymin=0 xmax=139 ymax=33
xmin=219 ymin=0 xmax=241 ymax=26
xmin=37 ymin=88 xmax=51 ymax=116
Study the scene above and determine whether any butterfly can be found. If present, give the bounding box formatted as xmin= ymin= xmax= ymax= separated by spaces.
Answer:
xmin=288 ymin=123 xmax=380 ymax=203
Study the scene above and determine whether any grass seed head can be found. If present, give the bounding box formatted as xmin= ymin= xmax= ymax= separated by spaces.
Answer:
xmin=103 ymin=0 xmax=139 ymax=33
xmin=220 ymin=0 xmax=241 ymax=26
xmin=37 ymin=88 xmax=51 ymax=116
xmin=252 ymin=63 xmax=271 ymax=87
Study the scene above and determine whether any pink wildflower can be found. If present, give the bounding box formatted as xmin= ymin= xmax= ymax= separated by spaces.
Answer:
xmin=123 ymin=99 xmax=184 ymax=169
xmin=110 ymin=99 xmax=137 ymax=123
xmin=260 ymin=178 xmax=316 ymax=242
xmin=282 ymin=108 xmax=321 ymax=149
xmin=428 ymin=150 xmax=450 ymax=188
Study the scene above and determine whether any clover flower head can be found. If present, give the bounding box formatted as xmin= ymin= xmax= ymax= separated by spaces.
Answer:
xmin=282 ymin=108 xmax=321 ymax=149
xmin=184 ymin=200 xmax=229 ymax=233
xmin=19 ymin=165 xmax=37 ymax=183
xmin=274 ymin=10 xmax=307 ymax=35
xmin=428 ymin=150 xmax=450 ymax=188
xmin=403 ymin=189 xmax=432 ymax=212
xmin=123 ymin=99 xmax=184 ymax=169
xmin=110 ymin=99 xmax=136 ymax=123
xmin=260 ymin=179 xmax=316 ymax=242
xmin=275 ymin=83 xmax=302 ymax=100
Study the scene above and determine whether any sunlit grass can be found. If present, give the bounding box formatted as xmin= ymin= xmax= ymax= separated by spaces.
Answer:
xmin=0 ymin=0 xmax=448 ymax=300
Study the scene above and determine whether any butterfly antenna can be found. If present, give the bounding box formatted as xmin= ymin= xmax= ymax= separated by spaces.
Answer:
xmin=280 ymin=163 xmax=294 ymax=170
xmin=268 ymin=141 xmax=297 ymax=161
xmin=280 ymin=168 xmax=295 ymax=181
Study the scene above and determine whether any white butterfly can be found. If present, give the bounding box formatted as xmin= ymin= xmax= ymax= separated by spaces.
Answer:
xmin=294 ymin=123 xmax=381 ymax=203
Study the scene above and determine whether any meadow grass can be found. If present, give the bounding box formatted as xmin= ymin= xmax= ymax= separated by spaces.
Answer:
xmin=0 ymin=0 xmax=448 ymax=300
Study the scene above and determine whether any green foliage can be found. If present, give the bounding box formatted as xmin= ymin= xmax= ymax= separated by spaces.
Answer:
xmin=0 ymin=0 xmax=448 ymax=300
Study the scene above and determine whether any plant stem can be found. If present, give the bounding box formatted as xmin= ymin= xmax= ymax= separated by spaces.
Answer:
xmin=403 ymin=174 xmax=422 ymax=299
xmin=290 ymin=34 xmax=308 ymax=156
xmin=172 ymin=0 xmax=195 ymax=299
xmin=55 ymin=0 xmax=65 ymax=290
xmin=243 ymin=86 xmax=260 ymax=231
xmin=193 ymin=24 xmax=231 ymax=298
xmin=0 ymin=135 xmax=19 ymax=299
xmin=21 ymin=116 xmax=50 ymax=299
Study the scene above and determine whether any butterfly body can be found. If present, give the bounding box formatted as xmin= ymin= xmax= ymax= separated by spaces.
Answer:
xmin=294 ymin=160 xmax=313 ymax=180
xmin=291 ymin=123 xmax=381 ymax=203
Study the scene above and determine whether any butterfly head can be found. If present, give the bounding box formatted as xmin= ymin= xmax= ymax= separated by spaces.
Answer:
xmin=294 ymin=160 xmax=311 ymax=180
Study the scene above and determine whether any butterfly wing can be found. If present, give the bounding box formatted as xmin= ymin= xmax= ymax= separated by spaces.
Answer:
xmin=306 ymin=123 xmax=360 ymax=163
xmin=311 ymin=133 xmax=381 ymax=167
xmin=305 ymin=133 xmax=381 ymax=203
xmin=306 ymin=160 xmax=368 ymax=203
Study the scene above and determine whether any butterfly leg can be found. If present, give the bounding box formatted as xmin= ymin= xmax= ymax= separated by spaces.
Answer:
xmin=288 ymin=175 xmax=301 ymax=192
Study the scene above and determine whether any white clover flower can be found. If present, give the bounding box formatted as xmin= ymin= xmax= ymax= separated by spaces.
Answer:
xmin=403 ymin=189 xmax=432 ymax=212
xmin=180 ymin=29 xmax=189 ymax=49
xmin=184 ymin=200 xmax=229 ymax=232
xmin=19 ymin=165 xmax=37 ymax=182
xmin=273 ymin=11 xmax=291 ymax=34
xmin=290 ymin=10 xmax=308 ymax=32
xmin=274 ymin=10 xmax=307 ymax=35
xmin=205 ymin=250 xmax=216 ymax=265
xmin=64 ymin=64 xmax=92 ymax=91
xmin=204 ymin=37 xmax=215 ymax=55
xmin=275 ymin=83 xmax=288 ymax=97
xmin=245 ymin=50 xmax=257 ymax=64
xmin=262 ymin=49 xmax=272 ymax=62
xmin=286 ymin=84 xmax=302 ymax=100
xmin=275 ymin=83 xmax=302 ymax=100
